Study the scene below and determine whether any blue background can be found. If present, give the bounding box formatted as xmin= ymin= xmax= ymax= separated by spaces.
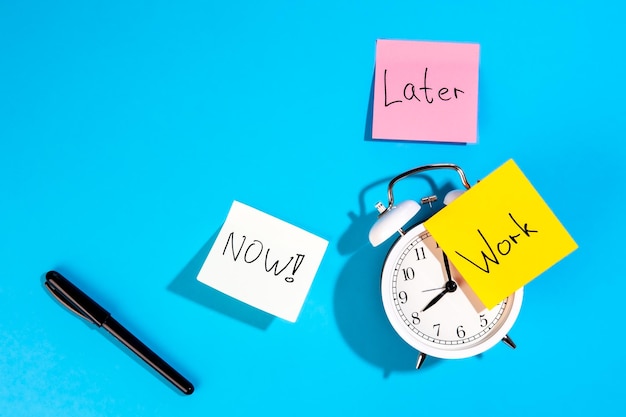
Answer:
xmin=1 ymin=1 xmax=623 ymax=416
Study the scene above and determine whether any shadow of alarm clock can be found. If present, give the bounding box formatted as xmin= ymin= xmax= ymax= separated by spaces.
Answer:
xmin=369 ymin=163 xmax=522 ymax=369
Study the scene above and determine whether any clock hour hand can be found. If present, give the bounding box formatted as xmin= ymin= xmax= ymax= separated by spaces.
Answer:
xmin=421 ymin=288 xmax=448 ymax=312
xmin=422 ymin=252 xmax=458 ymax=312
xmin=421 ymin=280 xmax=457 ymax=312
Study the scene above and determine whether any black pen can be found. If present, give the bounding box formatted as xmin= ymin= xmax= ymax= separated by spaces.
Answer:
xmin=44 ymin=270 xmax=194 ymax=395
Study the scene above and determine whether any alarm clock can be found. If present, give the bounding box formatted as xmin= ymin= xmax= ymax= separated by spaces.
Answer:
xmin=369 ymin=163 xmax=523 ymax=369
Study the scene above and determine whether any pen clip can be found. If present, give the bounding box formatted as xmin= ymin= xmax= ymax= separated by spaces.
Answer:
xmin=45 ymin=281 xmax=97 ymax=325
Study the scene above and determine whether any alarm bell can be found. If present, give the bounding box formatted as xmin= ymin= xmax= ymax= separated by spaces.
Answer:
xmin=443 ymin=189 xmax=465 ymax=205
xmin=369 ymin=200 xmax=421 ymax=247
xmin=368 ymin=163 xmax=471 ymax=247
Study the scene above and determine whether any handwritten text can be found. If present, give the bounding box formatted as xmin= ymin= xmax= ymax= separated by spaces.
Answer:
xmin=222 ymin=232 xmax=305 ymax=283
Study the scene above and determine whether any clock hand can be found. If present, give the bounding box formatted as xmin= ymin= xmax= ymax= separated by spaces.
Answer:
xmin=421 ymin=252 xmax=458 ymax=312
xmin=421 ymin=288 xmax=448 ymax=312
xmin=442 ymin=251 xmax=453 ymax=282
xmin=422 ymin=286 xmax=445 ymax=293
xmin=421 ymin=280 xmax=458 ymax=312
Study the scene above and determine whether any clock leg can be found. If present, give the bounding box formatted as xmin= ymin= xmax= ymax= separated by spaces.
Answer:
xmin=501 ymin=334 xmax=517 ymax=349
xmin=416 ymin=352 xmax=427 ymax=369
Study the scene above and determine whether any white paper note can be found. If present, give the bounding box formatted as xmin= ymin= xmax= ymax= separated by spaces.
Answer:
xmin=196 ymin=201 xmax=329 ymax=322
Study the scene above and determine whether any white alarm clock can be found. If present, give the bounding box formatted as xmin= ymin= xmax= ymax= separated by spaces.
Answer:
xmin=369 ymin=163 xmax=523 ymax=369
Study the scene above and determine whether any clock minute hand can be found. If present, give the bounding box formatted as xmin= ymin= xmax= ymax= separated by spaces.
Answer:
xmin=442 ymin=251 xmax=453 ymax=282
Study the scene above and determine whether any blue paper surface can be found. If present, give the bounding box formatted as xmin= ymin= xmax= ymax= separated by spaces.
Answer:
xmin=1 ymin=1 xmax=624 ymax=416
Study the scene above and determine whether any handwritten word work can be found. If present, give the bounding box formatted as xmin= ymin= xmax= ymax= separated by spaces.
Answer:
xmin=454 ymin=213 xmax=539 ymax=274
xmin=372 ymin=39 xmax=480 ymax=143
xmin=197 ymin=201 xmax=328 ymax=322
xmin=425 ymin=160 xmax=577 ymax=309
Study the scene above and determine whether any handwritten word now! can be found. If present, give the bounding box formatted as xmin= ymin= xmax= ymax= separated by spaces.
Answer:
xmin=196 ymin=200 xmax=328 ymax=323
xmin=222 ymin=232 xmax=305 ymax=283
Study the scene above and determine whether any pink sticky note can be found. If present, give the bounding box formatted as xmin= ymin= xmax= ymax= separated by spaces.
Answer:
xmin=372 ymin=39 xmax=480 ymax=143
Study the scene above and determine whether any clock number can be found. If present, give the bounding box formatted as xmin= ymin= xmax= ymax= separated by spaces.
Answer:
xmin=411 ymin=312 xmax=420 ymax=325
xmin=398 ymin=291 xmax=408 ymax=304
xmin=456 ymin=325 xmax=466 ymax=338
xmin=402 ymin=267 xmax=415 ymax=281
xmin=480 ymin=314 xmax=488 ymax=327
xmin=414 ymin=247 xmax=426 ymax=261
xmin=433 ymin=323 xmax=440 ymax=336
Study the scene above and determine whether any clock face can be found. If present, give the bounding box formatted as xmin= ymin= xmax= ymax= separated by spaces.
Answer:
xmin=381 ymin=223 xmax=523 ymax=359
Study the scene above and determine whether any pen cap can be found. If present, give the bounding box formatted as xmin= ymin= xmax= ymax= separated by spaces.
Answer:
xmin=46 ymin=271 xmax=111 ymax=326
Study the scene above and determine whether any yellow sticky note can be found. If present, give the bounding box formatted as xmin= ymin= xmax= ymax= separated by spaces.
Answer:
xmin=424 ymin=159 xmax=577 ymax=309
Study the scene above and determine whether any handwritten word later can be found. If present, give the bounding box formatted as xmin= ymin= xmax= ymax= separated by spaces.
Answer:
xmin=384 ymin=67 xmax=464 ymax=107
